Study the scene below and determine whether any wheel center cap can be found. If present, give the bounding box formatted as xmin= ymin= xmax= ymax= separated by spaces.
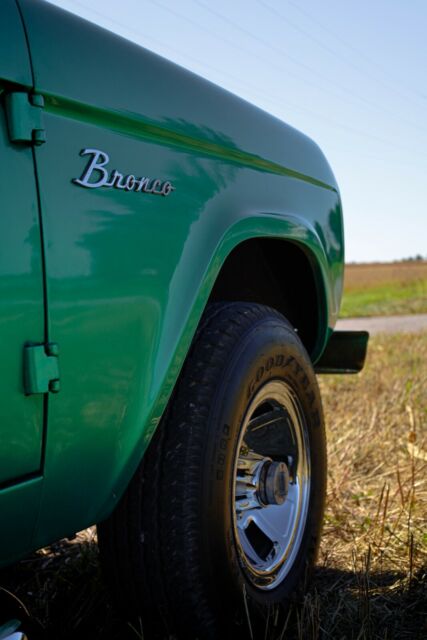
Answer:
xmin=259 ymin=460 xmax=289 ymax=506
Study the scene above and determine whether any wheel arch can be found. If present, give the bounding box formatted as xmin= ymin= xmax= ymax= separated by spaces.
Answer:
xmin=208 ymin=237 xmax=326 ymax=359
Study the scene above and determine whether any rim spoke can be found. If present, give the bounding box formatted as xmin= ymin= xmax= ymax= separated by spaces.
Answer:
xmin=248 ymin=408 xmax=283 ymax=432
xmin=252 ymin=509 xmax=285 ymax=547
xmin=236 ymin=511 xmax=252 ymax=530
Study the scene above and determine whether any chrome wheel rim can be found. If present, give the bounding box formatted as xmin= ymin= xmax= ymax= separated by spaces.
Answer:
xmin=232 ymin=379 xmax=311 ymax=590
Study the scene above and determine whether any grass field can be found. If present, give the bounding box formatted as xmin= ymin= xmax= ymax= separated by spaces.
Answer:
xmin=340 ymin=261 xmax=427 ymax=318
xmin=1 ymin=332 xmax=426 ymax=639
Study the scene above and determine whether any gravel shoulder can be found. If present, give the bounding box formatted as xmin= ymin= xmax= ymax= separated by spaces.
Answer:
xmin=336 ymin=313 xmax=427 ymax=335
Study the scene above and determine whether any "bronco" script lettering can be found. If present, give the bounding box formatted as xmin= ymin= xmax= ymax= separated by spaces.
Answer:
xmin=73 ymin=148 xmax=175 ymax=197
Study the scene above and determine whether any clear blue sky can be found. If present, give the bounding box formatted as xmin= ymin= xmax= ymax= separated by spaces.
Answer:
xmin=47 ymin=0 xmax=426 ymax=263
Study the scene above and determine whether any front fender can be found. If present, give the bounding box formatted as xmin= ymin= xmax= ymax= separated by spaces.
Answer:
xmin=97 ymin=210 xmax=335 ymax=522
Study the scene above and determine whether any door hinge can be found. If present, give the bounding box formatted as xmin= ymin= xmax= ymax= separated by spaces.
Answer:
xmin=24 ymin=343 xmax=60 ymax=395
xmin=5 ymin=92 xmax=46 ymax=146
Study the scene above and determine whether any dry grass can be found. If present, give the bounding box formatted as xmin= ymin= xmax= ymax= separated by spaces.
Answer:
xmin=311 ymin=329 xmax=427 ymax=639
xmin=1 ymin=332 xmax=426 ymax=639
xmin=341 ymin=261 xmax=427 ymax=317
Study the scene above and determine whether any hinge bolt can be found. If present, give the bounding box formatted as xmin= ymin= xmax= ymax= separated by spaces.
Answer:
xmin=49 ymin=379 xmax=61 ymax=393
xmin=33 ymin=129 xmax=46 ymax=145
xmin=30 ymin=93 xmax=45 ymax=108
xmin=46 ymin=342 xmax=59 ymax=357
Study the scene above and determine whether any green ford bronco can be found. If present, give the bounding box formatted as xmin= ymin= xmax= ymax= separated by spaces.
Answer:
xmin=0 ymin=1 xmax=368 ymax=637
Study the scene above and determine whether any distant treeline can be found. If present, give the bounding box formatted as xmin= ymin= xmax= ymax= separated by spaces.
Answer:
xmin=347 ymin=255 xmax=426 ymax=266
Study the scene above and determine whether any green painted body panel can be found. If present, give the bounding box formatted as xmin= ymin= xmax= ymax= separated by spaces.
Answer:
xmin=0 ymin=0 xmax=344 ymax=565
xmin=0 ymin=478 xmax=43 ymax=566
xmin=0 ymin=0 xmax=32 ymax=87
xmin=0 ymin=70 xmax=46 ymax=559
xmin=0 ymin=83 xmax=45 ymax=486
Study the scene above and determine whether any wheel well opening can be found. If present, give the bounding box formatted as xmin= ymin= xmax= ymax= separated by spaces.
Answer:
xmin=208 ymin=238 xmax=321 ymax=355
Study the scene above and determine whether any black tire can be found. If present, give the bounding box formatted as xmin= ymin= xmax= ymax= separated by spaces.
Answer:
xmin=98 ymin=302 xmax=326 ymax=639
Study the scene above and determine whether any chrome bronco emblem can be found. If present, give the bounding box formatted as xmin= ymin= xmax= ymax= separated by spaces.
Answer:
xmin=73 ymin=148 xmax=175 ymax=196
